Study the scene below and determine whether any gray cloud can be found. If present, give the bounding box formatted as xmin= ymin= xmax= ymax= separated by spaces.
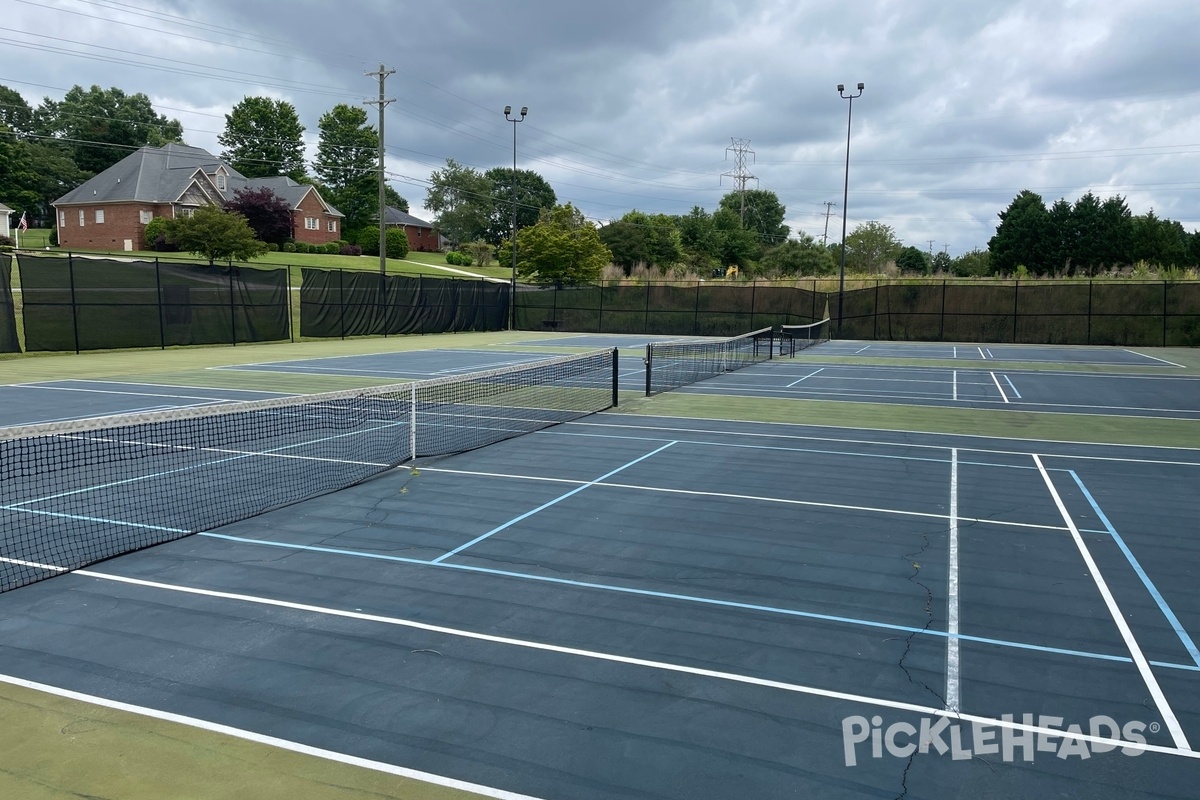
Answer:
xmin=4 ymin=0 xmax=1199 ymax=254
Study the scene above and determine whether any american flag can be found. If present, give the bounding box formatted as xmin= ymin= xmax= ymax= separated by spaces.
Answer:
xmin=17 ymin=212 xmax=28 ymax=232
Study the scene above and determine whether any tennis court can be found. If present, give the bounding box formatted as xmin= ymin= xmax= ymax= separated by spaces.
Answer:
xmin=2 ymin=330 xmax=1199 ymax=799
xmin=816 ymin=340 xmax=1184 ymax=366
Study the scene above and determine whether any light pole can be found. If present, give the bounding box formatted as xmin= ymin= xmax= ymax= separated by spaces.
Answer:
xmin=836 ymin=82 xmax=863 ymax=339
xmin=504 ymin=105 xmax=527 ymax=330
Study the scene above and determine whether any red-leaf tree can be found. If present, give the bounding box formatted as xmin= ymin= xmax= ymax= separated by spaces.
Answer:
xmin=225 ymin=187 xmax=293 ymax=245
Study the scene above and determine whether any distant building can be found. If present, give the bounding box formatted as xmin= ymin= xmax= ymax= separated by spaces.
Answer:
xmin=0 ymin=202 xmax=13 ymax=239
xmin=52 ymin=143 xmax=344 ymax=251
xmin=380 ymin=206 xmax=439 ymax=252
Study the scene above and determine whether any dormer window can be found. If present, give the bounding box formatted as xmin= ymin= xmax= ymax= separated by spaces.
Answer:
xmin=216 ymin=174 xmax=227 ymax=191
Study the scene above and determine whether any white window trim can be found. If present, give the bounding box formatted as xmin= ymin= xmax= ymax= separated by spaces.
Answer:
xmin=304 ymin=217 xmax=319 ymax=230
xmin=78 ymin=210 xmax=85 ymax=226
xmin=327 ymin=220 xmax=337 ymax=232
xmin=59 ymin=211 xmax=66 ymax=227
xmin=94 ymin=209 xmax=105 ymax=223
xmin=140 ymin=210 xmax=153 ymax=224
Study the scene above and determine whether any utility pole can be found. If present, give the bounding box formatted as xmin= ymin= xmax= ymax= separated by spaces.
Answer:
xmin=927 ymin=239 xmax=935 ymax=257
xmin=720 ymin=138 xmax=758 ymax=224
xmin=821 ymin=201 xmax=837 ymax=246
xmin=365 ymin=63 xmax=396 ymax=275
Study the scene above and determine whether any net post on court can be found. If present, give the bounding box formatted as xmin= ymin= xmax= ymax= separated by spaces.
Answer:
xmin=778 ymin=318 xmax=831 ymax=357
xmin=0 ymin=349 xmax=620 ymax=594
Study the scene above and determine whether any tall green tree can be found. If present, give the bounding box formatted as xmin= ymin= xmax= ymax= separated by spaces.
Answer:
xmin=0 ymin=127 xmax=87 ymax=223
xmin=844 ymin=221 xmax=902 ymax=273
xmin=758 ymin=233 xmax=835 ymax=276
xmin=713 ymin=207 xmax=761 ymax=267
xmin=482 ymin=167 xmax=557 ymax=244
xmin=1131 ymin=210 xmax=1189 ymax=267
xmin=164 ymin=205 xmax=268 ymax=264
xmin=384 ymin=186 xmax=409 ymax=213
xmin=37 ymin=84 xmax=183 ymax=174
xmin=425 ymin=159 xmax=494 ymax=246
xmin=0 ymin=85 xmax=34 ymax=137
xmin=1045 ymin=197 xmax=1074 ymax=274
xmin=219 ymin=96 xmax=306 ymax=180
xmin=895 ymin=245 xmax=931 ymax=274
xmin=501 ymin=203 xmax=611 ymax=286
xmin=312 ymin=103 xmax=378 ymax=233
xmin=718 ymin=189 xmax=789 ymax=244
xmin=598 ymin=210 xmax=681 ymax=273
xmin=988 ymin=190 xmax=1050 ymax=274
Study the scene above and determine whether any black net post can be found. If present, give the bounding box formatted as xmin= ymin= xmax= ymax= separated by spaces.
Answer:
xmin=693 ymin=282 xmax=701 ymax=335
xmin=644 ymin=343 xmax=653 ymax=396
xmin=644 ymin=281 xmax=651 ymax=332
xmin=598 ymin=279 xmax=605 ymax=332
xmin=750 ymin=279 xmax=757 ymax=330
xmin=612 ymin=347 xmax=619 ymax=407
xmin=873 ymin=281 xmax=880 ymax=340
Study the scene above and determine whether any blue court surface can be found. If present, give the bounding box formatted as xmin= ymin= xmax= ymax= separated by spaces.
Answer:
xmin=680 ymin=361 xmax=1200 ymax=419
xmin=2 ymin=405 xmax=1199 ymax=797
xmin=820 ymin=340 xmax=1184 ymax=366
xmin=212 ymin=347 xmax=652 ymax=393
xmin=0 ymin=380 xmax=289 ymax=429
xmin=508 ymin=333 xmax=719 ymax=350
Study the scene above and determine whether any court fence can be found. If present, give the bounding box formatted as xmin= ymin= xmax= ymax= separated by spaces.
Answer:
xmin=5 ymin=254 xmax=1199 ymax=353
xmin=517 ymin=279 xmax=1200 ymax=347
xmin=7 ymin=253 xmax=508 ymax=353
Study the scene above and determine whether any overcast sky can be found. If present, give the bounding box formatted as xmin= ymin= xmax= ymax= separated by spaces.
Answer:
xmin=4 ymin=0 xmax=1200 ymax=255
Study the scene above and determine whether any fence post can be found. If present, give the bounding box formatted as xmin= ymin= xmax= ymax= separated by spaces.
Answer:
xmin=811 ymin=278 xmax=817 ymax=322
xmin=1163 ymin=281 xmax=1169 ymax=347
xmin=598 ymin=279 xmax=605 ymax=333
xmin=939 ymin=280 xmax=947 ymax=341
xmin=1086 ymin=280 xmax=1093 ymax=345
xmin=155 ymin=257 xmax=165 ymax=350
xmin=693 ymin=281 xmax=700 ymax=335
xmin=872 ymin=281 xmax=880 ymax=340
xmin=750 ymin=278 xmax=757 ymax=330
xmin=67 ymin=252 xmax=81 ymax=354
xmin=229 ymin=265 xmax=237 ymax=345
xmin=286 ymin=266 xmax=294 ymax=343
xmin=339 ymin=268 xmax=346 ymax=340
xmin=644 ymin=280 xmax=651 ymax=333
xmin=1012 ymin=279 xmax=1019 ymax=343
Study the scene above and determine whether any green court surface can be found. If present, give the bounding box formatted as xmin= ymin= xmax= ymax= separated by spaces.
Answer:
xmin=2 ymin=332 xmax=1198 ymax=799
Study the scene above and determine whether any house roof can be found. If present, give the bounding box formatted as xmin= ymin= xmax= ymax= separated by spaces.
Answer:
xmin=52 ymin=143 xmax=342 ymax=217
xmin=0 ymin=203 xmax=14 ymax=214
xmin=381 ymin=206 xmax=432 ymax=228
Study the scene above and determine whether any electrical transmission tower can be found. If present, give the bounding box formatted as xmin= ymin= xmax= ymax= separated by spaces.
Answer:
xmin=821 ymin=201 xmax=837 ymax=246
xmin=720 ymin=138 xmax=758 ymax=224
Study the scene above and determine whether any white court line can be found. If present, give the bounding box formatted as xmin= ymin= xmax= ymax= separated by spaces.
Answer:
xmin=1125 ymin=350 xmax=1185 ymax=368
xmin=946 ymin=449 xmax=960 ymax=711
xmin=786 ymin=367 xmax=825 ymax=388
xmin=985 ymin=348 xmax=995 ymax=359
xmin=953 ymin=346 xmax=958 ymax=359
xmin=854 ymin=345 xmax=871 ymax=354
xmin=0 ymin=674 xmax=545 ymax=800
xmin=977 ymin=346 xmax=987 ymax=359
xmin=567 ymin=418 xmax=1200 ymax=461
xmin=1002 ymin=373 xmax=1022 ymax=399
xmin=952 ymin=370 xmax=958 ymax=401
xmin=1032 ymin=455 xmax=1192 ymax=752
xmin=57 ymin=569 xmax=1200 ymax=761
xmin=989 ymin=371 xmax=1010 ymax=402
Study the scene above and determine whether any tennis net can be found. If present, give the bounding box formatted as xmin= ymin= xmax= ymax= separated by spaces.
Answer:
xmin=0 ymin=349 xmax=618 ymax=594
xmin=779 ymin=318 xmax=831 ymax=356
xmin=644 ymin=327 xmax=774 ymax=395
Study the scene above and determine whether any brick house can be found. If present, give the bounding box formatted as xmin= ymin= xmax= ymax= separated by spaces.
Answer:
xmin=52 ymin=143 xmax=344 ymax=251
xmin=381 ymin=206 xmax=439 ymax=252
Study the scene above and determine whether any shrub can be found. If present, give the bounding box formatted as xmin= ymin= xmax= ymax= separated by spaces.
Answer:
xmin=0 ymin=235 xmax=13 ymax=248
xmin=282 ymin=241 xmax=296 ymax=252
xmin=267 ymin=242 xmax=280 ymax=252
xmin=294 ymin=241 xmax=312 ymax=254
xmin=385 ymin=227 xmax=408 ymax=259
xmin=457 ymin=251 xmax=473 ymax=266
xmin=339 ymin=244 xmax=363 ymax=256
xmin=445 ymin=250 xmax=463 ymax=266
xmin=49 ymin=228 xmax=59 ymax=247
xmin=144 ymin=217 xmax=173 ymax=250
xmin=323 ymin=241 xmax=340 ymax=255
xmin=358 ymin=225 xmax=380 ymax=256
